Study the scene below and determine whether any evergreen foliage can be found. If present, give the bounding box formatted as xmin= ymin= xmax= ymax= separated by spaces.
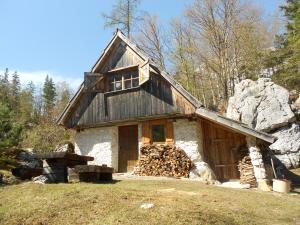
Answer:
xmin=42 ymin=75 xmax=57 ymax=116
xmin=266 ymin=0 xmax=300 ymax=91
xmin=0 ymin=103 xmax=22 ymax=150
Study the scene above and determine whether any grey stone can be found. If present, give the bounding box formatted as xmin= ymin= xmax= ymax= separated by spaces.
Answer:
xmin=292 ymin=97 xmax=300 ymax=119
xmin=227 ymin=78 xmax=296 ymax=132
xmin=189 ymin=161 xmax=218 ymax=184
xmin=12 ymin=150 xmax=43 ymax=180
xmin=16 ymin=150 xmax=41 ymax=168
xmin=55 ymin=141 xmax=75 ymax=153
xmin=227 ymin=79 xmax=300 ymax=169
xmin=270 ymin=123 xmax=300 ymax=168
xmin=33 ymin=175 xmax=49 ymax=184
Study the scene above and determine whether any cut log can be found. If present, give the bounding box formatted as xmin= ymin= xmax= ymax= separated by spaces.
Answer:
xmin=134 ymin=144 xmax=192 ymax=178
xmin=238 ymin=156 xmax=257 ymax=187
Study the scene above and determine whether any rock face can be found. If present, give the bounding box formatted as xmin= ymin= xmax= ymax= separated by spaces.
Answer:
xmin=227 ymin=79 xmax=295 ymax=132
xmin=227 ymin=78 xmax=300 ymax=168
xmin=269 ymin=123 xmax=300 ymax=168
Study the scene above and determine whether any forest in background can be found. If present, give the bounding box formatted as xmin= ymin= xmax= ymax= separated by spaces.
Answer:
xmin=0 ymin=0 xmax=299 ymax=155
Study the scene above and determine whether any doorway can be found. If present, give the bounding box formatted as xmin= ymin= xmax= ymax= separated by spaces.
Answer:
xmin=118 ymin=125 xmax=139 ymax=172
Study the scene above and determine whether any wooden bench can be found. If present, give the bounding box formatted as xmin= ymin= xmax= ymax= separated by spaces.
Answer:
xmin=36 ymin=152 xmax=94 ymax=183
xmin=74 ymin=165 xmax=114 ymax=182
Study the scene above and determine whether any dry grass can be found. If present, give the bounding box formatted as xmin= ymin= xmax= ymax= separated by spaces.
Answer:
xmin=0 ymin=179 xmax=300 ymax=225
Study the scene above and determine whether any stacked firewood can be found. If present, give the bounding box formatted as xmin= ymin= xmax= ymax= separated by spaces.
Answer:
xmin=134 ymin=144 xmax=192 ymax=178
xmin=238 ymin=156 xmax=257 ymax=187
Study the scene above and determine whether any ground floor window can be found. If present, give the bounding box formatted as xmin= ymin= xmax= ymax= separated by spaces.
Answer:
xmin=151 ymin=124 xmax=165 ymax=143
xmin=142 ymin=119 xmax=174 ymax=145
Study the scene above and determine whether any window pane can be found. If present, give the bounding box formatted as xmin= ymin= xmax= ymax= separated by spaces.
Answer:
xmin=125 ymin=80 xmax=131 ymax=89
xmin=115 ymin=81 xmax=122 ymax=90
xmin=132 ymin=71 xmax=138 ymax=78
xmin=132 ymin=78 xmax=139 ymax=87
xmin=152 ymin=124 xmax=165 ymax=142
xmin=115 ymin=74 xmax=122 ymax=81
xmin=123 ymin=72 xmax=131 ymax=80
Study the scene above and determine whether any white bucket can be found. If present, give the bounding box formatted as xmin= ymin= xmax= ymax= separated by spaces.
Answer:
xmin=272 ymin=179 xmax=291 ymax=193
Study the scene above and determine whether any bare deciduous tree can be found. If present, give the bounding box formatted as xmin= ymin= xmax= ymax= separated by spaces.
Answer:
xmin=136 ymin=13 xmax=167 ymax=70
xmin=170 ymin=0 xmax=272 ymax=109
xmin=102 ymin=0 xmax=140 ymax=38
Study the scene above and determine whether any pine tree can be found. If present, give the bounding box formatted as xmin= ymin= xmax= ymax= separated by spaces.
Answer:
xmin=0 ymin=68 xmax=10 ymax=106
xmin=10 ymin=71 xmax=21 ymax=113
xmin=42 ymin=75 xmax=56 ymax=116
xmin=0 ymin=102 xmax=22 ymax=150
xmin=270 ymin=0 xmax=300 ymax=91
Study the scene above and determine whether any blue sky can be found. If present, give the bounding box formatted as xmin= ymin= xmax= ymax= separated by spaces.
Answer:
xmin=0 ymin=0 xmax=283 ymax=89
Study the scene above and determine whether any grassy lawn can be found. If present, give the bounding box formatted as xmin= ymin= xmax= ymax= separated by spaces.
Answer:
xmin=0 ymin=180 xmax=300 ymax=225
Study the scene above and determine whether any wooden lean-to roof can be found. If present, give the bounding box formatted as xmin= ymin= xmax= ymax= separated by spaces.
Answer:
xmin=57 ymin=29 xmax=275 ymax=143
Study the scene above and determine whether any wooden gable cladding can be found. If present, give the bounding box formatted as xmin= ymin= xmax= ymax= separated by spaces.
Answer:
xmin=173 ymin=87 xmax=196 ymax=115
xmin=142 ymin=119 xmax=174 ymax=145
xmin=64 ymin=72 xmax=196 ymax=129
xmin=83 ymin=73 xmax=105 ymax=93
xmin=200 ymin=118 xmax=247 ymax=181
xmin=97 ymin=37 xmax=144 ymax=74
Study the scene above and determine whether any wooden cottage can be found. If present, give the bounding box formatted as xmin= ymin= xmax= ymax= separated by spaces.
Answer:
xmin=57 ymin=30 xmax=275 ymax=182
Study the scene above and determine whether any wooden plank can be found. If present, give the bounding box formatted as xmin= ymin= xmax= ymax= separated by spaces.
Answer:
xmin=142 ymin=121 xmax=151 ymax=145
xmin=165 ymin=119 xmax=174 ymax=145
xmin=201 ymin=118 xmax=246 ymax=181
xmin=118 ymin=125 xmax=138 ymax=172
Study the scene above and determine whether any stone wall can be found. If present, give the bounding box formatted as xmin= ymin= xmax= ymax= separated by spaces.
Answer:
xmin=173 ymin=119 xmax=203 ymax=161
xmin=74 ymin=126 xmax=118 ymax=171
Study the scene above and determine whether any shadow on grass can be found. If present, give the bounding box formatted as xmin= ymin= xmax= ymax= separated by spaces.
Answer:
xmin=271 ymin=156 xmax=300 ymax=188
xmin=71 ymin=179 xmax=122 ymax=185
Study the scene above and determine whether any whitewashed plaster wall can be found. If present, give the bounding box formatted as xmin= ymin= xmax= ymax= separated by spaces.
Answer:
xmin=173 ymin=119 xmax=204 ymax=162
xmin=74 ymin=126 xmax=119 ymax=171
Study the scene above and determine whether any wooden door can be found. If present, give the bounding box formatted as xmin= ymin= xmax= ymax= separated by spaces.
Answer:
xmin=202 ymin=119 xmax=246 ymax=181
xmin=118 ymin=125 xmax=138 ymax=172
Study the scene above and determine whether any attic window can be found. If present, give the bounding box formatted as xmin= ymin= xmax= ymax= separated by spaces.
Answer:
xmin=107 ymin=70 xmax=139 ymax=92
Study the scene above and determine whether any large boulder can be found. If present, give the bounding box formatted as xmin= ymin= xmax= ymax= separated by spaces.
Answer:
xmin=269 ymin=123 xmax=300 ymax=168
xmin=189 ymin=161 xmax=219 ymax=184
xmin=227 ymin=79 xmax=295 ymax=132
xmin=227 ymin=78 xmax=300 ymax=169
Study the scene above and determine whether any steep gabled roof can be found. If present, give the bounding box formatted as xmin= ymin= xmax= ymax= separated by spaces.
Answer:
xmin=57 ymin=30 xmax=201 ymax=125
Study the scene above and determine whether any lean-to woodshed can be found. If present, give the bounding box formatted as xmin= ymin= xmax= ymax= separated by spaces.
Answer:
xmin=57 ymin=30 xmax=275 ymax=183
